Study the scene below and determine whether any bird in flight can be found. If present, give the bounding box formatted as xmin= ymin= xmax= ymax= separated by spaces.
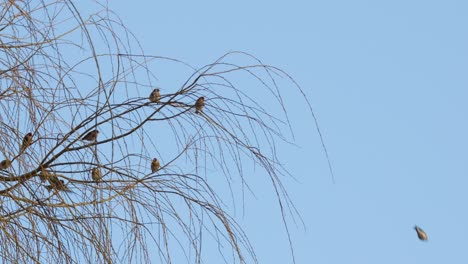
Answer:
xmin=414 ymin=225 xmax=428 ymax=241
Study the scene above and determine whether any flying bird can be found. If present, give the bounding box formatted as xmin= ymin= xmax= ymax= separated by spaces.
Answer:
xmin=149 ymin=88 xmax=161 ymax=103
xmin=91 ymin=167 xmax=102 ymax=182
xmin=0 ymin=159 xmax=11 ymax=170
xmin=82 ymin=130 xmax=99 ymax=141
xmin=195 ymin=97 xmax=205 ymax=114
xmin=151 ymin=158 xmax=160 ymax=173
xmin=414 ymin=225 xmax=428 ymax=241
xmin=20 ymin=132 xmax=33 ymax=152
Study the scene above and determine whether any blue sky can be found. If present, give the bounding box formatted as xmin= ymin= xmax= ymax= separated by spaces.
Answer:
xmin=109 ymin=1 xmax=468 ymax=263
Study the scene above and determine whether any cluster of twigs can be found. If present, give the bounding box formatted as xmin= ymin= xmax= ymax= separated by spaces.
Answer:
xmin=0 ymin=1 xmax=328 ymax=263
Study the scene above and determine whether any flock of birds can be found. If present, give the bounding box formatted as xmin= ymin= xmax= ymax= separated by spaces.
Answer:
xmin=1 ymin=89 xmax=429 ymax=242
xmin=0 ymin=89 xmax=206 ymax=193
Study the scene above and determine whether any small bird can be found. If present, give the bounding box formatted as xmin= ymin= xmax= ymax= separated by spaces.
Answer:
xmin=38 ymin=165 xmax=54 ymax=182
xmin=414 ymin=225 xmax=428 ymax=241
xmin=195 ymin=97 xmax=205 ymax=114
xmin=91 ymin=167 xmax=102 ymax=182
xmin=45 ymin=179 xmax=71 ymax=192
xmin=38 ymin=166 xmax=71 ymax=192
xmin=20 ymin=132 xmax=33 ymax=152
xmin=46 ymin=173 xmax=61 ymax=186
xmin=0 ymin=159 xmax=11 ymax=170
xmin=149 ymin=88 xmax=161 ymax=103
xmin=82 ymin=130 xmax=99 ymax=141
xmin=39 ymin=166 xmax=59 ymax=183
xmin=38 ymin=169 xmax=50 ymax=182
xmin=151 ymin=158 xmax=160 ymax=173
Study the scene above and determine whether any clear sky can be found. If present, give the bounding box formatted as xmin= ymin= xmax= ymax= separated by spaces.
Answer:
xmin=109 ymin=1 xmax=468 ymax=263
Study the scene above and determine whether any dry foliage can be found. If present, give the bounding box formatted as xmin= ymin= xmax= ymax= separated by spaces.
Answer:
xmin=0 ymin=1 xmax=332 ymax=263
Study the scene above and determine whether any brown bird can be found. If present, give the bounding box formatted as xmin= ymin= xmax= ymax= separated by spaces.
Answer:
xmin=45 ymin=179 xmax=71 ymax=192
xmin=41 ymin=168 xmax=69 ymax=191
xmin=414 ymin=225 xmax=428 ymax=241
xmin=82 ymin=130 xmax=99 ymax=141
xmin=38 ymin=166 xmax=57 ymax=183
xmin=151 ymin=158 xmax=160 ymax=173
xmin=91 ymin=167 xmax=102 ymax=182
xmin=38 ymin=169 xmax=50 ymax=182
xmin=38 ymin=165 xmax=53 ymax=182
xmin=38 ymin=166 xmax=71 ymax=192
xmin=195 ymin=96 xmax=205 ymax=114
xmin=20 ymin=132 xmax=33 ymax=152
xmin=149 ymin=88 xmax=161 ymax=103
xmin=0 ymin=159 xmax=11 ymax=170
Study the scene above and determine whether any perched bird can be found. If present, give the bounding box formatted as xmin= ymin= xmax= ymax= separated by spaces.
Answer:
xmin=414 ymin=225 xmax=428 ymax=241
xmin=20 ymin=132 xmax=33 ymax=152
xmin=38 ymin=169 xmax=50 ymax=182
xmin=46 ymin=173 xmax=61 ymax=187
xmin=38 ymin=165 xmax=53 ymax=182
xmin=151 ymin=158 xmax=160 ymax=173
xmin=149 ymin=88 xmax=161 ymax=103
xmin=0 ymin=159 xmax=11 ymax=170
xmin=195 ymin=97 xmax=205 ymax=114
xmin=38 ymin=165 xmax=68 ymax=192
xmin=45 ymin=179 xmax=71 ymax=192
xmin=82 ymin=130 xmax=99 ymax=141
xmin=91 ymin=167 xmax=102 ymax=182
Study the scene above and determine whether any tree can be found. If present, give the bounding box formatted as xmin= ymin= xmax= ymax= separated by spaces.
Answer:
xmin=0 ymin=1 xmax=332 ymax=263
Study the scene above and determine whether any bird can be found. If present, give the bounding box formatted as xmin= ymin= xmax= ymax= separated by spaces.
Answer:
xmin=0 ymin=159 xmax=11 ymax=170
xmin=20 ymin=132 xmax=33 ymax=152
xmin=45 ymin=179 xmax=71 ymax=192
xmin=82 ymin=130 xmax=99 ymax=141
xmin=149 ymin=88 xmax=161 ymax=103
xmin=195 ymin=97 xmax=205 ymax=114
xmin=38 ymin=165 xmax=54 ymax=182
xmin=38 ymin=172 xmax=49 ymax=182
xmin=414 ymin=225 xmax=428 ymax=241
xmin=37 ymin=166 xmax=71 ymax=192
xmin=37 ymin=166 xmax=66 ymax=189
xmin=45 ymin=173 xmax=60 ymax=186
xmin=151 ymin=158 xmax=160 ymax=173
xmin=91 ymin=167 xmax=102 ymax=182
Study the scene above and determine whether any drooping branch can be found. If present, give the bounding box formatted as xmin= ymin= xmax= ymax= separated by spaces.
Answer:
xmin=0 ymin=1 xmax=332 ymax=263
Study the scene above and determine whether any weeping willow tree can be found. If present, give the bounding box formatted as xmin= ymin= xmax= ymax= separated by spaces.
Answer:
xmin=0 ymin=0 xmax=332 ymax=263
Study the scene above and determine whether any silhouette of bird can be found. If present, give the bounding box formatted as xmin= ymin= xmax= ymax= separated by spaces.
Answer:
xmin=82 ymin=130 xmax=99 ymax=141
xmin=414 ymin=225 xmax=428 ymax=241
xmin=0 ymin=159 xmax=11 ymax=170
xmin=151 ymin=158 xmax=160 ymax=173
xmin=149 ymin=88 xmax=161 ymax=103
xmin=20 ymin=132 xmax=33 ymax=152
xmin=91 ymin=167 xmax=102 ymax=182
xmin=195 ymin=97 xmax=205 ymax=114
